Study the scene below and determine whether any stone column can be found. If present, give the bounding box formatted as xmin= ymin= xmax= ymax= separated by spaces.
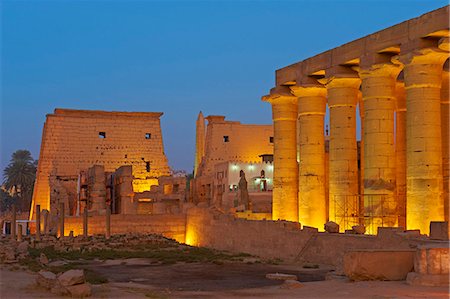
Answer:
xmin=262 ymin=86 xmax=299 ymax=222
xmin=324 ymin=70 xmax=360 ymax=231
xmin=395 ymin=81 xmax=407 ymax=228
xmin=290 ymin=85 xmax=327 ymax=229
xmin=400 ymin=47 xmax=448 ymax=234
xmin=36 ymin=205 xmax=41 ymax=241
xmin=42 ymin=209 xmax=49 ymax=235
xmin=11 ymin=205 xmax=16 ymax=239
xmin=359 ymin=60 xmax=402 ymax=232
xmin=59 ymin=202 xmax=65 ymax=238
xmin=106 ymin=205 xmax=111 ymax=239
xmin=441 ymin=66 xmax=449 ymax=222
xmin=17 ymin=224 xmax=23 ymax=242
xmin=358 ymin=92 xmax=364 ymax=225
xmin=83 ymin=207 xmax=88 ymax=238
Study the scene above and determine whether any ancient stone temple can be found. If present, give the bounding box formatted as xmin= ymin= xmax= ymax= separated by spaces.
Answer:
xmin=192 ymin=113 xmax=274 ymax=206
xmin=30 ymin=109 xmax=170 ymax=219
xmin=262 ymin=6 xmax=449 ymax=234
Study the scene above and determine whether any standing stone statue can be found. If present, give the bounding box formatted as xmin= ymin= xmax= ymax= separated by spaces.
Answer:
xmin=238 ymin=170 xmax=250 ymax=210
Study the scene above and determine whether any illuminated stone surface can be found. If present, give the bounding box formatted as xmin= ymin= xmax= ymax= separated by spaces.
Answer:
xmin=291 ymin=85 xmax=327 ymax=229
xmin=400 ymin=48 xmax=448 ymax=235
xmin=31 ymin=109 xmax=170 ymax=219
xmin=263 ymin=87 xmax=298 ymax=222
xmin=262 ymin=6 xmax=449 ymax=234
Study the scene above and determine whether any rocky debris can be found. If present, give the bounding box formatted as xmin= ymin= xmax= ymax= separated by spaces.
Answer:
xmin=66 ymin=283 xmax=92 ymax=297
xmin=37 ymin=269 xmax=91 ymax=297
xmin=265 ymin=273 xmax=298 ymax=281
xmin=17 ymin=241 xmax=29 ymax=253
xmin=58 ymin=269 xmax=85 ymax=287
xmin=352 ymin=225 xmax=366 ymax=234
xmin=39 ymin=253 xmax=49 ymax=265
xmin=36 ymin=270 xmax=57 ymax=289
xmin=280 ymin=280 xmax=303 ymax=289
xmin=48 ymin=260 xmax=68 ymax=267
xmin=324 ymin=221 xmax=339 ymax=233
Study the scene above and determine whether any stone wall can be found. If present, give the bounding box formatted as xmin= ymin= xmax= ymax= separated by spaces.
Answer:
xmin=198 ymin=115 xmax=273 ymax=177
xmin=31 ymin=108 xmax=170 ymax=218
xmin=185 ymin=208 xmax=445 ymax=272
xmin=64 ymin=214 xmax=186 ymax=243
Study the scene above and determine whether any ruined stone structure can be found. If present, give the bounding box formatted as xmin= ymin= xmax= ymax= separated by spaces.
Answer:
xmin=31 ymin=109 xmax=170 ymax=219
xmin=263 ymin=6 xmax=450 ymax=234
xmin=192 ymin=113 xmax=273 ymax=204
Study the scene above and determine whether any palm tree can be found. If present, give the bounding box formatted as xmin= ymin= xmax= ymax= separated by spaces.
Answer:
xmin=3 ymin=150 xmax=37 ymax=211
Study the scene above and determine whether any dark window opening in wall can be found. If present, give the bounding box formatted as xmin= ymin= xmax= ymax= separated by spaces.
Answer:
xmin=269 ymin=136 xmax=274 ymax=143
xmin=99 ymin=132 xmax=106 ymax=138
xmin=223 ymin=136 xmax=229 ymax=142
xmin=146 ymin=162 xmax=151 ymax=172
xmin=173 ymin=184 xmax=179 ymax=193
xmin=124 ymin=154 xmax=128 ymax=158
xmin=145 ymin=133 xmax=151 ymax=139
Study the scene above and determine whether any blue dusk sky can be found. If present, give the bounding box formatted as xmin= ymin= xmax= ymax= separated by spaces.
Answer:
xmin=1 ymin=0 xmax=448 ymax=174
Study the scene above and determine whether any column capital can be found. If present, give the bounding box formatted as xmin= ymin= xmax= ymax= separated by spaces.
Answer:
xmin=396 ymin=47 xmax=449 ymax=66
xmin=262 ymin=86 xmax=297 ymax=105
xmin=290 ymin=85 xmax=326 ymax=98
xmin=359 ymin=62 xmax=402 ymax=80
xmin=321 ymin=65 xmax=360 ymax=88
xmin=438 ymin=37 xmax=449 ymax=52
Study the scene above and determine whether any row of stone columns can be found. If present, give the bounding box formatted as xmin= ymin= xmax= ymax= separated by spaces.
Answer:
xmin=10 ymin=204 xmax=112 ymax=240
xmin=265 ymin=42 xmax=449 ymax=234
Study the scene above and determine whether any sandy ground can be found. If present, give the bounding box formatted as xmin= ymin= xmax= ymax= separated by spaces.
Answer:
xmin=1 ymin=264 xmax=449 ymax=299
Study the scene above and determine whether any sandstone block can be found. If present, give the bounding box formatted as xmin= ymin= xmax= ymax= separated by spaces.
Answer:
xmin=66 ymin=282 xmax=92 ymax=298
xmin=352 ymin=225 xmax=366 ymax=234
xmin=36 ymin=270 xmax=57 ymax=289
xmin=344 ymin=250 xmax=414 ymax=281
xmin=324 ymin=221 xmax=339 ymax=233
xmin=265 ymin=273 xmax=298 ymax=281
xmin=39 ymin=253 xmax=49 ymax=265
xmin=406 ymin=272 xmax=450 ymax=287
xmin=429 ymin=221 xmax=449 ymax=240
xmin=280 ymin=280 xmax=303 ymax=289
xmin=58 ymin=269 xmax=85 ymax=286
xmin=17 ymin=241 xmax=29 ymax=253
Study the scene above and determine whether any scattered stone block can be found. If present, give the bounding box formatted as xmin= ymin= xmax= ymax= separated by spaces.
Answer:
xmin=324 ymin=221 xmax=339 ymax=233
xmin=406 ymin=272 xmax=449 ymax=287
xmin=265 ymin=273 xmax=298 ymax=281
xmin=352 ymin=225 xmax=365 ymax=234
xmin=66 ymin=283 xmax=92 ymax=298
xmin=414 ymin=244 xmax=449 ymax=275
xmin=302 ymin=226 xmax=318 ymax=233
xmin=58 ymin=269 xmax=85 ymax=286
xmin=344 ymin=250 xmax=415 ymax=281
xmin=429 ymin=222 xmax=449 ymax=240
xmin=280 ymin=280 xmax=303 ymax=289
xmin=36 ymin=270 xmax=57 ymax=289
xmin=17 ymin=241 xmax=29 ymax=253
xmin=39 ymin=253 xmax=49 ymax=265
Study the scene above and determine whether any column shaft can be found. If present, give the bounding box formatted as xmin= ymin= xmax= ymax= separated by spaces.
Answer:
xmin=395 ymin=82 xmax=407 ymax=228
xmin=401 ymin=49 xmax=448 ymax=234
xmin=326 ymin=78 xmax=360 ymax=230
xmin=360 ymin=63 xmax=401 ymax=233
xmin=441 ymin=69 xmax=449 ymax=222
xmin=264 ymin=91 xmax=298 ymax=222
xmin=291 ymin=86 xmax=327 ymax=229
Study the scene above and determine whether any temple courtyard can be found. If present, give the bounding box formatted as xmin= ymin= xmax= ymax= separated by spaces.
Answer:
xmin=0 ymin=233 xmax=448 ymax=299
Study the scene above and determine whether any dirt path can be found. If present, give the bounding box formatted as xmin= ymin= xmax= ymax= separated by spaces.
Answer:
xmin=1 ymin=265 xmax=448 ymax=299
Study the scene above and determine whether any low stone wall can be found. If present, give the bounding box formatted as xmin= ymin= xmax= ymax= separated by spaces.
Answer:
xmin=64 ymin=214 xmax=186 ymax=243
xmin=185 ymin=208 xmax=446 ymax=272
